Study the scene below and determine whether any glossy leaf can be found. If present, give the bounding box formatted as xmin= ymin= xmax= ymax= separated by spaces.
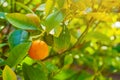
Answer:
xmin=22 ymin=63 xmax=48 ymax=80
xmin=21 ymin=57 xmax=34 ymax=65
xmin=87 ymin=12 xmax=113 ymax=22
xmin=53 ymin=69 xmax=76 ymax=80
xmin=6 ymin=13 xmax=39 ymax=30
xmin=45 ymin=0 xmax=55 ymax=16
xmin=97 ymin=74 xmax=106 ymax=80
xmin=53 ymin=26 xmax=71 ymax=53
xmin=6 ymin=42 xmax=31 ymax=67
xmin=64 ymin=54 xmax=73 ymax=65
xmin=45 ymin=61 xmax=58 ymax=73
xmin=54 ymin=26 xmax=63 ymax=37
xmin=42 ymin=11 xmax=64 ymax=32
xmin=8 ymin=30 xmax=29 ymax=49
xmin=71 ymin=29 xmax=81 ymax=39
xmin=2 ymin=65 xmax=17 ymax=80
xmin=85 ymin=31 xmax=111 ymax=44
xmin=57 ymin=0 xmax=65 ymax=8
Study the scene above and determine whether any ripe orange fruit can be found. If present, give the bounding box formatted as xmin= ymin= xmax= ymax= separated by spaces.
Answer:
xmin=28 ymin=40 xmax=49 ymax=60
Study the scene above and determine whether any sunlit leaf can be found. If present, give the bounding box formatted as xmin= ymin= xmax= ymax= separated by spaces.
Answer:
xmin=54 ymin=26 xmax=63 ymax=37
xmin=45 ymin=0 xmax=55 ymax=17
xmin=6 ymin=13 xmax=39 ymax=30
xmin=53 ymin=26 xmax=71 ymax=53
xmin=102 ymin=0 xmax=120 ymax=9
xmin=97 ymin=74 xmax=107 ymax=80
xmin=2 ymin=65 xmax=17 ymax=80
xmin=42 ymin=11 xmax=64 ymax=32
xmin=70 ymin=29 xmax=81 ymax=39
xmin=85 ymin=31 xmax=111 ymax=44
xmin=64 ymin=54 xmax=73 ymax=65
xmin=53 ymin=69 xmax=76 ymax=80
xmin=21 ymin=57 xmax=34 ymax=65
xmin=87 ymin=12 xmax=113 ymax=22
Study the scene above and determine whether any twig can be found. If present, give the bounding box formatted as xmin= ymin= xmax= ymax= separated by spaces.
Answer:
xmin=42 ymin=17 xmax=94 ymax=61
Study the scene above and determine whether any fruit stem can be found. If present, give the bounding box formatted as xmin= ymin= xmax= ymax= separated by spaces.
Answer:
xmin=30 ymin=31 xmax=45 ymax=40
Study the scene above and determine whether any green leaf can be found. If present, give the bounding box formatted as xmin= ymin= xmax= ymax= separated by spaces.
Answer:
xmin=87 ymin=12 xmax=113 ymax=22
xmin=43 ymin=33 xmax=54 ymax=46
xmin=42 ymin=11 xmax=64 ymax=32
xmin=0 ymin=58 xmax=6 ymax=66
xmin=21 ymin=57 xmax=34 ymax=65
xmin=53 ymin=26 xmax=71 ymax=53
xmin=54 ymin=26 xmax=63 ymax=37
xmin=45 ymin=0 xmax=55 ymax=16
xmin=85 ymin=31 xmax=111 ymax=44
xmin=113 ymin=44 xmax=120 ymax=52
xmin=77 ymin=71 xmax=93 ymax=80
xmin=0 ymin=43 xmax=7 ymax=48
xmin=97 ymin=74 xmax=106 ymax=80
xmin=16 ymin=2 xmax=34 ymax=13
xmin=0 ymin=12 xmax=6 ymax=19
xmin=6 ymin=42 xmax=31 ymax=67
xmin=0 ymin=69 xmax=2 ymax=75
xmin=57 ymin=0 xmax=65 ymax=8
xmin=6 ymin=13 xmax=39 ymax=30
xmin=64 ymin=54 xmax=73 ymax=65
xmin=45 ymin=61 xmax=58 ymax=73
xmin=71 ymin=29 xmax=81 ymax=39
xmin=53 ymin=69 xmax=76 ymax=80
xmin=8 ymin=30 xmax=29 ymax=49
xmin=2 ymin=65 xmax=17 ymax=80
xmin=22 ymin=63 xmax=48 ymax=80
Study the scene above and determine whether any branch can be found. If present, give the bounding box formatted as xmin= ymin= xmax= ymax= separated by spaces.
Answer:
xmin=42 ymin=18 xmax=94 ymax=61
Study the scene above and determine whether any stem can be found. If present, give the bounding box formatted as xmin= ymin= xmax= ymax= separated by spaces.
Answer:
xmin=26 ymin=0 xmax=32 ymax=5
xmin=42 ymin=18 xmax=95 ymax=61
xmin=72 ymin=17 xmax=94 ymax=48
xmin=30 ymin=30 xmax=45 ymax=40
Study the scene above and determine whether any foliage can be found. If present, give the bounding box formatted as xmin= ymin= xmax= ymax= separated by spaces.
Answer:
xmin=0 ymin=0 xmax=120 ymax=80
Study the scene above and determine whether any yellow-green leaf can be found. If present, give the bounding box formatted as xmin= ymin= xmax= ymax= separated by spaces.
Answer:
xmin=53 ymin=26 xmax=71 ymax=53
xmin=85 ymin=31 xmax=111 ymax=44
xmin=42 ymin=11 xmax=64 ymax=32
xmin=2 ymin=65 xmax=17 ymax=80
xmin=6 ymin=13 xmax=39 ymax=30
xmin=57 ymin=0 xmax=65 ymax=8
xmin=87 ymin=12 xmax=113 ymax=22
xmin=45 ymin=0 xmax=55 ymax=17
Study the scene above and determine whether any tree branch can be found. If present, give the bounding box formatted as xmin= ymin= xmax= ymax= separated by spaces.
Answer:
xmin=42 ymin=17 xmax=95 ymax=61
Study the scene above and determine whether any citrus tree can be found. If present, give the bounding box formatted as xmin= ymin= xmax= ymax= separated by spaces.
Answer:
xmin=0 ymin=0 xmax=120 ymax=80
